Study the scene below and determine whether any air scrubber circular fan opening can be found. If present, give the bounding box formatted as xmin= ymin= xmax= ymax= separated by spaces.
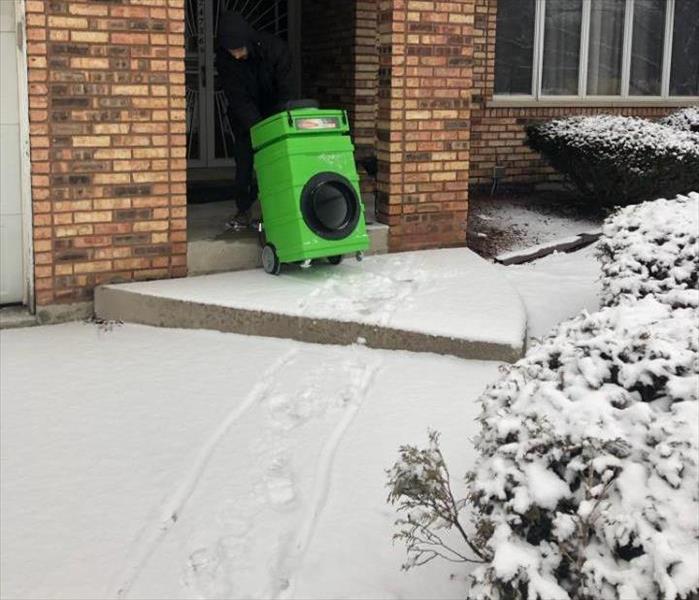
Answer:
xmin=300 ymin=172 xmax=361 ymax=240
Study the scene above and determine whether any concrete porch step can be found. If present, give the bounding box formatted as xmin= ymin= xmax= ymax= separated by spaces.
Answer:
xmin=187 ymin=201 xmax=389 ymax=276
xmin=95 ymin=248 xmax=527 ymax=363
xmin=188 ymin=223 xmax=389 ymax=276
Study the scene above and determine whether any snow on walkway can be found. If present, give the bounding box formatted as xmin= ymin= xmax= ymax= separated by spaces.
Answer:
xmin=1 ymin=246 xmax=601 ymax=599
xmin=97 ymin=248 xmax=527 ymax=354
xmin=1 ymin=324 xmax=499 ymax=599
xmin=500 ymin=244 xmax=601 ymax=341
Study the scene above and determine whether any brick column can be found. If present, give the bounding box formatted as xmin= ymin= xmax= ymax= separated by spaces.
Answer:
xmin=25 ymin=0 xmax=187 ymax=308
xmin=353 ymin=1 xmax=379 ymax=160
xmin=354 ymin=1 xmax=380 ymax=200
xmin=376 ymin=0 xmax=474 ymax=251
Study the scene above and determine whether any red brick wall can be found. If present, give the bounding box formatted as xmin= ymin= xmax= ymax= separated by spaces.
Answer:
xmin=300 ymin=1 xmax=378 ymax=153
xmin=300 ymin=0 xmax=379 ymax=196
xmin=25 ymin=0 xmax=187 ymax=307
xmin=470 ymin=0 xmax=678 ymax=186
xmin=353 ymin=1 xmax=379 ymax=161
xmin=300 ymin=0 xmax=355 ymax=118
xmin=300 ymin=0 xmax=379 ymax=199
xmin=376 ymin=0 xmax=475 ymax=251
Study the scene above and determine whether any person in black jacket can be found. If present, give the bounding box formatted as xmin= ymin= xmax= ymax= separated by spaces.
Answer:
xmin=216 ymin=12 xmax=293 ymax=230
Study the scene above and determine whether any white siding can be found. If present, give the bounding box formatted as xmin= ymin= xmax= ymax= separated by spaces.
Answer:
xmin=0 ymin=0 xmax=24 ymax=305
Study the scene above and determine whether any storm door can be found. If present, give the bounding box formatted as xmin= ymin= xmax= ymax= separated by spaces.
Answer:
xmin=185 ymin=0 xmax=299 ymax=171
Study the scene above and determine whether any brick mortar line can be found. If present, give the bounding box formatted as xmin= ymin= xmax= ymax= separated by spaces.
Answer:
xmin=400 ymin=3 xmax=407 ymax=232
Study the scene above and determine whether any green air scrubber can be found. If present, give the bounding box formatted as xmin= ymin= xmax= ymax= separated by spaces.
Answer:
xmin=251 ymin=105 xmax=370 ymax=275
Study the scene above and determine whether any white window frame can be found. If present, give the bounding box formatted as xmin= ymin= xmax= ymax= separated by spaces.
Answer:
xmin=493 ymin=0 xmax=699 ymax=106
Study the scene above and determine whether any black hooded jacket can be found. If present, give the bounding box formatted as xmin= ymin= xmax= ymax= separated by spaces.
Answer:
xmin=216 ymin=12 xmax=293 ymax=131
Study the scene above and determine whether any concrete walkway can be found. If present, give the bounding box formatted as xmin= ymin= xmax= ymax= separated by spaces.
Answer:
xmin=95 ymin=248 xmax=527 ymax=362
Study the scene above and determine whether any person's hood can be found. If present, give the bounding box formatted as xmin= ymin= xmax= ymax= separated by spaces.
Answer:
xmin=218 ymin=11 xmax=258 ymax=51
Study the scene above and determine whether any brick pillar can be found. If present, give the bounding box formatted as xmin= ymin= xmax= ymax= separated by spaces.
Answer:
xmin=25 ymin=0 xmax=187 ymax=308
xmin=354 ymin=1 xmax=379 ymax=160
xmin=354 ymin=1 xmax=380 ymax=200
xmin=376 ymin=0 xmax=474 ymax=251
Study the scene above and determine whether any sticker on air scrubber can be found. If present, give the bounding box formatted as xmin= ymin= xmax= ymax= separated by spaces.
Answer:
xmin=294 ymin=117 xmax=340 ymax=130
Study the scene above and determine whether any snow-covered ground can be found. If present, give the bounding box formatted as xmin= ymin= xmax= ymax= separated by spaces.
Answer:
xmin=0 ymin=247 xmax=601 ymax=600
xmin=1 ymin=327 xmax=497 ymax=600
xmin=499 ymin=244 xmax=601 ymax=342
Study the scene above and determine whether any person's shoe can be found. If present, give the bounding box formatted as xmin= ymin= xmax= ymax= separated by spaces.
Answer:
xmin=225 ymin=210 xmax=251 ymax=232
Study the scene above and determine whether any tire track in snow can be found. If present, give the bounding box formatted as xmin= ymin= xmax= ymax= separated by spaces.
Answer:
xmin=112 ymin=347 xmax=299 ymax=599
xmin=274 ymin=355 xmax=382 ymax=599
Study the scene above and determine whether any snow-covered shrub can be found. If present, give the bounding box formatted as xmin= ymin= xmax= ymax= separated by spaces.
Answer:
xmin=468 ymin=298 xmax=699 ymax=600
xmin=660 ymin=107 xmax=699 ymax=134
xmin=387 ymin=431 xmax=490 ymax=569
xmin=389 ymin=195 xmax=699 ymax=598
xmin=525 ymin=115 xmax=699 ymax=206
xmin=598 ymin=192 xmax=699 ymax=309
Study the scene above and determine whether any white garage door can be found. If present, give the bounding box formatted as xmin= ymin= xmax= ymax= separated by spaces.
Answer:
xmin=0 ymin=0 xmax=25 ymax=305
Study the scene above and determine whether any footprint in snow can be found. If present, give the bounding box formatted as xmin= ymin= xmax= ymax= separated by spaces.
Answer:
xmin=265 ymin=456 xmax=296 ymax=507
xmin=184 ymin=535 xmax=253 ymax=599
xmin=184 ymin=547 xmax=224 ymax=598
xmin=266 ymin=388 xmax=327 ymax=431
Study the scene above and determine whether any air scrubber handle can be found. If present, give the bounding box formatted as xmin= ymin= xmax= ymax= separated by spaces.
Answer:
xmin=279 ymin=99 xmax=321 ymax=127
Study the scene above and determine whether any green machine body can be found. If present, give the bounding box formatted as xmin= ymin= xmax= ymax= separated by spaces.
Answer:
xmin=251 ymin=106 xmax=369 ymax=274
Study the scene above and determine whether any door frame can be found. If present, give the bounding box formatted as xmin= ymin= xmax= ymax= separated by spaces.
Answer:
xmin=13 ymin=0 xmax=33 ymax=310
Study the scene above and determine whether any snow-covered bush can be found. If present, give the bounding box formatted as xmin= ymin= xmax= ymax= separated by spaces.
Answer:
xmin=389 ymin=196 xmax=699 ymax=599
xmin=468 ymin=298 xmax=699 ymax=599
xmin=598 ymin=192 xmax=699 ymax=309
xmin=525 ymin=115 xmax=699 ymax=206
xmin=660 ymin=107 xmax=699 ymax=133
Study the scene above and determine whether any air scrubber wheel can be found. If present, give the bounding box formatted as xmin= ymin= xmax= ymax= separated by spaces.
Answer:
xmin=262 ymin=243 xmax=281 ymax=275
xmin=327 ymin=255 xmax=343 ymax=265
